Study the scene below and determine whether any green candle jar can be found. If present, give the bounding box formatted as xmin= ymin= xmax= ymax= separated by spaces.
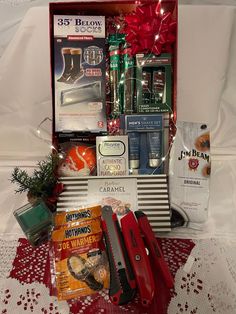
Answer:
xmin=14 ymin=200 xmax=53 ymax=247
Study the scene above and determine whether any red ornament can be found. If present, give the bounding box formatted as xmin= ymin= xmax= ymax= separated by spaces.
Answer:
xmin=58 ymin=145 xmax=96 ymax=177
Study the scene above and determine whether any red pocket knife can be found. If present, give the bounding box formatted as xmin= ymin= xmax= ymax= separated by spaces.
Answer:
xmin=135 ymin=211 xmax=174 ymax=289
xmin=121 ymin=211 xmax=155 ymax=306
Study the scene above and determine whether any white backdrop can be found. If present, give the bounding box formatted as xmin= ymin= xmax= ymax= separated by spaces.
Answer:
xmin=0 ymin=1 xmax=236 ymax=238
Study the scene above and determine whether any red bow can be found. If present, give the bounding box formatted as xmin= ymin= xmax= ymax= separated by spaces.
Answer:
xmin=47 ymin=183 xmax=64 ymax=205
xmin=124 ymin=2 xmax=176 ymax=55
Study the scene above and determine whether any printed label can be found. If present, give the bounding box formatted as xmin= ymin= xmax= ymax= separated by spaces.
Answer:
xmin=54 ymin=15 xmax=106 ymax=38
xmin=51 ymin=216 xmax=109 ymax=300
xmin=98 ymin=141 xmax=125 ymax=156
xmin=169 ymin=122 xmax=211 ymax=224
xmin=54 ymin=205 xmax=101 ymax=227
xmin=88 ymin=178 xmax=137 ymax=217
xmin=96 ymin=136 xmax=129 ymax=176
xmin=126 ymin=115 xmax=163 ymax=131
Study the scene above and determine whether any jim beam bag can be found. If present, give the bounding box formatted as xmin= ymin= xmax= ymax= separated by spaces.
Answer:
xmin=169 ymin=121 xmax=211 ymax=229
xmin=51 ymin=207 xmax=109 ymax=300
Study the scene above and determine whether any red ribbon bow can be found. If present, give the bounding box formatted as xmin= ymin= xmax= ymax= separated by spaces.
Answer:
xmin=124 ymin=2 xmax=176 ymax=55
xmin=47 ymin=182 xmax=64 ymax=205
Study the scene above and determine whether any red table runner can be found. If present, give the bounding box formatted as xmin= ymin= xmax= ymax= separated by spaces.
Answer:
xmin=2 ymin=238 xmax=195 ymax=314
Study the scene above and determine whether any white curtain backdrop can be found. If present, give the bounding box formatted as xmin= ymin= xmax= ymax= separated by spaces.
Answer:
xmin=0 ymin=0 xmax=236 ymax=237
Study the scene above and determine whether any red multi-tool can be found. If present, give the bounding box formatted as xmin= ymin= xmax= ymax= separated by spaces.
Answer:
xmin=101 ymin=206 xmax=174 ymax=306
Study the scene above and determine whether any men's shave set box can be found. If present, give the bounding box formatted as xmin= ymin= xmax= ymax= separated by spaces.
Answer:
xmin=52 ymin=15 xmax=107 ymax=134
xmin=121 ymin=114 xmax=170 ymax=175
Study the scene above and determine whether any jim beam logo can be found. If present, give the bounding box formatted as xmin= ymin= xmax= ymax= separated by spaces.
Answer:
xmin=178 ymin=149 xmax=210 ymax=171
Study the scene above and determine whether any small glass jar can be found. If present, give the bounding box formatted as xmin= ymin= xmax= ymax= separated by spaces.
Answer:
xmin=14 ymin=200 xmax=53 ymax=247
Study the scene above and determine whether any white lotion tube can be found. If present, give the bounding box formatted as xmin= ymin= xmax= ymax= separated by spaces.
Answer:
xmin=147 ymin=131 xmax=162 ymax=168
xmin=128 ymin=132 xmax=140 ymax=169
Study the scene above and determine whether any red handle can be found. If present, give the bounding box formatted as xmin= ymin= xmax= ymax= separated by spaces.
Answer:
xmin=101 ymin=207 xmax=136 ymax=305
xmin=135 ymin=211 xmax=174 ymax=289
xmin=121 ymin=211 xmax=155 ymax=306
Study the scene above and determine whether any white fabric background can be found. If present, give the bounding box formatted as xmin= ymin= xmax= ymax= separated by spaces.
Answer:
xmin=0 ymin=1 xmax=236 ymax=238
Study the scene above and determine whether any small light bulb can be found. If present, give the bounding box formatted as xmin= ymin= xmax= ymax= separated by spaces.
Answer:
xmin=37 ymin=129 xmax=40 ymax=134
xmin=161 ymin=157 xmax=166 ymax=162
xmin=155 ymin=34 xmax=159 ymax=41
xmin=160 ymin=8 xmax=164 ymax=15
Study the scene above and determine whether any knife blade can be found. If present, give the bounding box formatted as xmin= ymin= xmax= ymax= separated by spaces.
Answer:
xmin=101 ymin=206 xmax=136 ymax=305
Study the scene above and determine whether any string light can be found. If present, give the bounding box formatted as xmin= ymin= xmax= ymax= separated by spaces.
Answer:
xmin=35 ymin=117 xmax=58 ymax=152
xmin=106 ymin=45 xmax=177 ymax=172
xmin=51 ymin=145 xmax=57 ymax=151
xmin=34 ymin=7 xmax=177 ymax=173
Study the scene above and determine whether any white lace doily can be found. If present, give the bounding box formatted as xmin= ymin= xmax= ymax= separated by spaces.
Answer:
xmin=0 ymin=278 xmax=69 ymax=314
xmin=0 ymin=237 xmax=69 ymax=314
xmin=0 ymin=238 xmax=18 ymax=279
xmin=168 ymin=239 xmax=236 ymax=314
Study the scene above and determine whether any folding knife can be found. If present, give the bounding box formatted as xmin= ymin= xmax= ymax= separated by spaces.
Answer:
xmin=135 ymin=211 xmax=174 ymax=289
xmin=120 ymin=211 xmax=155 ymax=306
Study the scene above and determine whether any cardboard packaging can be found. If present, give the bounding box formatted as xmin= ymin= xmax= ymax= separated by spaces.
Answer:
xmin=121 ymin=114 xmax=170 ymax=175
xmin=51 ymin=13 xmax=107 ymax=134
xmin=96 ymin=135 xmax=129 ymax=176
xmin=136 ymin=53 xmax=172 ymax=113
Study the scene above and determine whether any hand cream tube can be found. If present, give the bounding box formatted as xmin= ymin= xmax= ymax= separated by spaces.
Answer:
xmin=147 ymin=131 xmax=162 ymax=168
xmin=128 ymin=132 xmax=140 ymax=169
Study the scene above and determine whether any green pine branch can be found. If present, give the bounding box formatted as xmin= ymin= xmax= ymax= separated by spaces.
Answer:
xmin=10 ymin=154 xmax=60 ymax=198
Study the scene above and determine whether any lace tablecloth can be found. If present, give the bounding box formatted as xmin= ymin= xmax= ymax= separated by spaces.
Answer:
xmin=1 ymin=236 xmax=236 ymax=314
xmin=0 ymin=237 xmax=195 ymax=314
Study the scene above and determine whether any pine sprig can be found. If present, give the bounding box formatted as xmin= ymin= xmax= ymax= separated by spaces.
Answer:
xmin=11 ymin=154 xmax=60 ymax=199
xmin=11 ymin=167 xmax=32 ymax=193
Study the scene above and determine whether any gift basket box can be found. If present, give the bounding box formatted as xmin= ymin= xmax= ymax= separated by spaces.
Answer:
xmin=49 ymin=0 xmax=177 ymax=233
